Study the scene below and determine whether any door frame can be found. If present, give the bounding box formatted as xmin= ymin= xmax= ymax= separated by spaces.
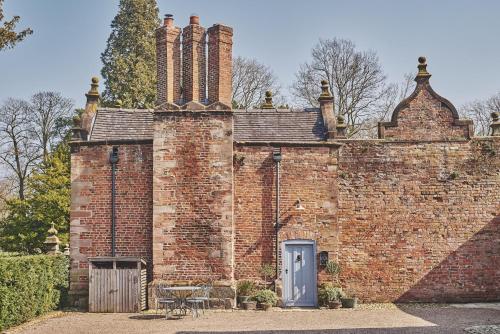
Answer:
xmin=281 ymin=239 xmax=318 ymax=307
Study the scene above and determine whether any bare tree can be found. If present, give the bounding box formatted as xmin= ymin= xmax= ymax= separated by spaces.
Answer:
xmin=0 ymin=98 xmax=40 ymax=199
xmin=460 ymin=92 xmax=500 ymax=136
xmin=232 ymin=56 xmax=282 ymax=109
xmin=292 ymin=38 xmax=406 ymax=138
xmin=29 ymin=92 xmax=74 ymax=160
xmin=354 ymin=72 xmax=415 ymax=138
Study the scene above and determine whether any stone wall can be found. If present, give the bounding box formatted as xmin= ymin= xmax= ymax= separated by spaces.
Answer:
xmin=152 ymin=111 xmax=234 ymax=289
xmin=69 ymin=142 xmax=153 ymax=306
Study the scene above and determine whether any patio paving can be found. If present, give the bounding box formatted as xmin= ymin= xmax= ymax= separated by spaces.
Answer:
xmin=8 ymin=304 xmax=500 ymax=334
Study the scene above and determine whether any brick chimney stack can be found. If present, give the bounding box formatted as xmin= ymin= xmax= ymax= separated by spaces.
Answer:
xmin=207 ymin=24 xmax=233 ymax=107
xmin=182 ymin=15 xmax=207 ymax=104
xmin=156 ymin=14 xmax=181 ymax=106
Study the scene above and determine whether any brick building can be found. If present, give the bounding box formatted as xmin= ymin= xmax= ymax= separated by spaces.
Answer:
xmin=69 ymin=15 xmax=500 ymax=308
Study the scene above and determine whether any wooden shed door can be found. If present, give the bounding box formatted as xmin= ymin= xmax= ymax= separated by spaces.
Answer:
xmin=89 ymin=269 xmax=140 ymax=312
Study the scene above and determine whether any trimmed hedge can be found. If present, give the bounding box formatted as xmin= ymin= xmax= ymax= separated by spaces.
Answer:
xmin=0 ymin=254 xmax=69 ymax=331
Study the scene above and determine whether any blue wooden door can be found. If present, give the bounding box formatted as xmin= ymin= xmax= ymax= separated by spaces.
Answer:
xmin=283 ymin=242 xmax=316 ymax=306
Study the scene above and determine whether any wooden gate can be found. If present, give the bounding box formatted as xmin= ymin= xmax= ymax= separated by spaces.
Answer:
xmin=88 ymin=257 xmax=147 ymax=313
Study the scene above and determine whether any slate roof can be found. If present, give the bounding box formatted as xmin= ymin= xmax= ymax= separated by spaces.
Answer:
xmin=89 ymin=108 xmax=326 ymax=143
xmin=233 ymin=109 xmax=325 ymax=142
xmin=90 ymin=108 xmax=154 ymax=141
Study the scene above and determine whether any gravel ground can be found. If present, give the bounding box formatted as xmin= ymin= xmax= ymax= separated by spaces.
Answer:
xmin=8 ymin=304 xmax=500 ymax=334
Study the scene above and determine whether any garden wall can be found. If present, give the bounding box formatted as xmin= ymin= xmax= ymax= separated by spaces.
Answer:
xmin=337 ymin=138 xmax=499 ymax=302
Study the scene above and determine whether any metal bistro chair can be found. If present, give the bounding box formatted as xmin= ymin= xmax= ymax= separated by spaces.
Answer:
xmin=156 ymin=284 xmax=177 ymax=319
xmin=198 ymin=284 xmax=212 ymax=312
xmin=186 ymin=287 xmax=206 ymax=318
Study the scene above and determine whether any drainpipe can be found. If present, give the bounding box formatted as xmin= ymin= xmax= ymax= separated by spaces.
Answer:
xmin=272 ymin=149 xmax=282 ymax=292
xmin=109 ymin=146 xmax=119 ymax=257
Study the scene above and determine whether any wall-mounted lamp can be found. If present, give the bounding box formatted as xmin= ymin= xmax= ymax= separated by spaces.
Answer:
xmin=295 ymin=198 xmax=305 ymax=211
xmin=272 ymin=151 xmax=282 ymax=163
xmin=319 ymin=251 xmax=329 ymax=266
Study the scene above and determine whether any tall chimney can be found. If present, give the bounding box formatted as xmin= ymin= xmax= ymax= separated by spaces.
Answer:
xmin=207 ymin=24 xmax=233 ymax=107
xmin=156 ymin=14 xmax=181 ymax=106
xmin=182 ymin=15 xmax=206 ymax=104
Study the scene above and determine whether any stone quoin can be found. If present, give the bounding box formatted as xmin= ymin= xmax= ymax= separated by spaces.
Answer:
xmin=68 ymin=16 xmax=500 ymax=309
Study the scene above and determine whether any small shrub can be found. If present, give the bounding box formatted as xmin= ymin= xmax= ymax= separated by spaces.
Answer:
xmin=325 ymin=260 xmax=341 ymax=284
xmin=318 ymin=283 xmax=345 ymax=306
xmin=0 ymin=254 xmax=69 ymax=331
xmin=259 ymin=263 xmax=275 ymax=283
xmin=252 ymin=289 xmax=278 ymax=305
xmin=237 ymin=280 xmax=256 ymax=296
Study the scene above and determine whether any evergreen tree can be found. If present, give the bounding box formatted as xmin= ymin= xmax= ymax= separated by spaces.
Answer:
xmin=101 ymin=0 xmax=160 ymax=109
xmin=0 ymin=143 xmax=70 ymax=253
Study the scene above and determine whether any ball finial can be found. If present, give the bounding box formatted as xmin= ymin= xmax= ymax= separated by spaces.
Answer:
xmin=91 ymin=77 xmax=99 ymax=84
xmin=418 ymin=56 xmax=426 ymax=65
xmin=321 ymin=80 xmax=328 ymax=86
xmin=265 ymin=91 xmax=272 ymax=98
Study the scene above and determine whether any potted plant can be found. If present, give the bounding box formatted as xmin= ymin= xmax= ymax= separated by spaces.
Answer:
xmin=252 ymin=289 xmax=278 ymax=311
xmin=237 ymin=280 xmax=256 ymax=307
xmin=325 ymin=260 xmax=341 ymax=285
xmin=341 ymin=292 xmax=358 ymax=309
xmin=260 ymin=263 xmax=275 ymax=289
xmin=318 ymin=283 xmax=345 ymax=309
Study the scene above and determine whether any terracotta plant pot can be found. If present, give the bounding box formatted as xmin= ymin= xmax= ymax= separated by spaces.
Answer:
xmin=241 ymin=301 xmax=257 ymax=310
xmin=328 ymin=301 xmax=342 ymax=309
xmin=237 ymin=295 xmax=250 ymax=306
xmin=259 ymin=303 xmax=273 ymax=311
xmin=341 ymin=297 xmax=358 ymax=308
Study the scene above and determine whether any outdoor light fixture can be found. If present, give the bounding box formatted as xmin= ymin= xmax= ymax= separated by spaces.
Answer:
xmin=295 ymin=198 xmax=305 ymax=211
xmin=319 ymin=251 xmax=329 ymax=266
xmin=272 ymin=151 xmax=282 ymax=162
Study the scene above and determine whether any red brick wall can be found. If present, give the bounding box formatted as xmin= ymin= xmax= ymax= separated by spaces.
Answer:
xmin=152 ymin=111 xmax=233 ymax=284
xmin=69 ymin=143 xmax=153 ymax=297
xmin=233 ymin=145 xmax=338 ymax=284
xmin=337 ymin=139 xmax=499 ymax=302
xmin=233 ymin=139 xmax=499 ymax=303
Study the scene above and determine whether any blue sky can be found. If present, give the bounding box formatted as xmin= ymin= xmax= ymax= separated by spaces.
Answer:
xmin=1 ymin=0 xmax=500 ymax=109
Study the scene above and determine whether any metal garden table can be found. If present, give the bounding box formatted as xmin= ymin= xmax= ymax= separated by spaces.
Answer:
xmin=162 ymin=286 xmax=202 ymax=318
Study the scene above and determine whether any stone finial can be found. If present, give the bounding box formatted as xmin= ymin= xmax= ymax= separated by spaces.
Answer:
xmin=80 ymin=77 xmax=100 ymax=139
xmin=491 ymin=111 xmax=500 ymax=136
xmin=262 ymin=91 xmax=274 ymax=109
xmin=44 ymin=222 xmax=61 ymax=255
xmin=63 ymin=244 xmax=70 ymax=256
xmin=71 ymin=115 xmax=87 ymax=141
xmin=336 ymin=114 xmax=347 ymax=138
xmin=87 ymin=77 xmax=100 ymax=99
xmin=415 ymin=56 xmax=431 ymax=82
xmin=318 ymin=80 xmax=333 ymax=101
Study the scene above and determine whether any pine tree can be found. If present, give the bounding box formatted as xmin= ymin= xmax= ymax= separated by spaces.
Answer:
xmin=100 ymin=0 xmax=160 ymax=109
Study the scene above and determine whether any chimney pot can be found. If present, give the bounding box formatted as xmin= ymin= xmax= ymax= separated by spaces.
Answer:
xmin=190 ymin=15 xmax=200 ymax=25
xmin=164 ymin=14 xmax=174 ymax=27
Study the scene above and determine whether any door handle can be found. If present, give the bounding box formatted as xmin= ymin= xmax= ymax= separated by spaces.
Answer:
xmin=285 ymin=268 xmax=288 ymax=274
